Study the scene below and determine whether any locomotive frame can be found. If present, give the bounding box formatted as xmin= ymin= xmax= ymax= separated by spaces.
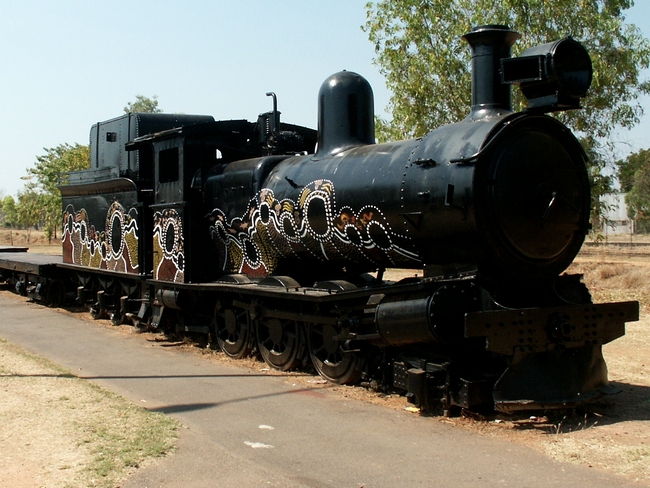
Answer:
xmin=0 ymin=25 xmax=639 ymax=415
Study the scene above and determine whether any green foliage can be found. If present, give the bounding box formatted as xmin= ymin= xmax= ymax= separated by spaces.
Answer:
xmin=626 ymin=167 xmax=650 ymax=220
xmin=1 ymin=195 xmax=17 ymax=227
xmin=80 ymin=392 xmax=177 ymax=487
xmin=23 ymin=143 xmax=90 ymax=240
xmin=364 ymin=0 xmax=650 ymax=222
xmin=617 ymin=147 xmax=650 ymax=193
xmin=581 ymin=136 xmax=613 ymax=221
xmin=619 ymin=147 xmax=650 ymax=222
xmin=124 ymin=95 xmax=162 ymax=114
xmin=30 ymin=143 xmax=90 ymax=194
xmin=15 ymin=186 xmax=42 ymax=242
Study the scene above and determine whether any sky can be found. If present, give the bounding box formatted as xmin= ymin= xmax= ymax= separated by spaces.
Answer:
xmin=1 ymin=1 xmax=649 ymax=198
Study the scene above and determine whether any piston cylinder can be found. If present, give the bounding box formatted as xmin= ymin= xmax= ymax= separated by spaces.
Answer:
xmin=157 ymin=288 xmax=186 ymax=310
xmin=375 ymin=297 xmax=435 ymax=346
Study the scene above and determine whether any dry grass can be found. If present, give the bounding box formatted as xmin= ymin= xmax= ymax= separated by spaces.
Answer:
xmin=0 ymin=228 xmax=61 ymax=255
xmin=542 ymin=432 xmax=650 ymax=479
xmin=0 ymin=228 xmax=58 ymax=246
xmin=569 ymin=258 xmax=650 ymax=312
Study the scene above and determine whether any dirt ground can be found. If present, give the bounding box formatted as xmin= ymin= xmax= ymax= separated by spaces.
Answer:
xmin=0 ymin=233 xmax=649 ymax=485
xmin=0 ymin=325 xmax=178 ymax=488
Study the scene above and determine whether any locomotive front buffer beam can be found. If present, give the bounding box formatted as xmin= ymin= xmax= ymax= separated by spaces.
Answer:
xmin=465 ymin=300 xmax=639 ymax=412
xmin=390 ymin=298 xmax=638 ymax=414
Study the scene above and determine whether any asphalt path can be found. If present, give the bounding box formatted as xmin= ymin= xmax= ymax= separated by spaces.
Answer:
xmin=0 ymin=294 xmax=645 ymax=488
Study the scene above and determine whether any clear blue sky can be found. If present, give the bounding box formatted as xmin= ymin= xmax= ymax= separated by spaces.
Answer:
xmin=1 ymin=1 xmax=649 ymax=198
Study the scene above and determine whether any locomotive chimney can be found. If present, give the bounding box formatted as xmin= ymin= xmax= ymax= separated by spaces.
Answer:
xmin=313 ymin=71 xmax=375 ymax=160
xmin=462 ymin=25 xmax=520 ymax=120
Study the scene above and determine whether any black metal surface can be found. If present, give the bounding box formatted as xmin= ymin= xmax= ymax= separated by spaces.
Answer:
xmin=308 ymin=322 xmax=363 ymax=384
xmin=215 ymin=307 xmax=253 ymax=359
xmin=59 ymin=177 xmax=137 ymax=197
xmin=62 ymin=188 xmax=144 ymax=276
xmin=89 ymin=113 xmax=215 ymax=180
xmin=465 ymin=300 xmax=638 ymax=355
xmin=376 ymin=297 xmax=435 ymax=346
xmin=493 ymin=345 xmax=610 ymax=411
xmin=509 ymin=38 xmax=593 ymax=111
xmin=57 ymin=262 xmax=149 ymax=280
xmin=256 ymin=317 xmax=305 ymax=371
xmin=204 ymin=111 xmax=588 ymax=283
xmin=0 ymin=252 xmax=61 ymax=275
xmin=0 ymin=246 xmax=28 ymax=253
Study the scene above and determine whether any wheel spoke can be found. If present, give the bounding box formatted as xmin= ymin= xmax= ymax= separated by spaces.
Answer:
xmin=215 ymin=307 xmax=251 ymax=359
xmin=308 ymin=323 xmax=362 ymax=385
xmin=256 ymin=319 xmax=305 ymax=371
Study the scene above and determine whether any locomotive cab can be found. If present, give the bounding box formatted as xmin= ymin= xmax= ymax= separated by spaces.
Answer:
xmin=127 ymin=118 xmax=317 ymax=283
xmin=128 ymin=121 xmax=253 ymax=283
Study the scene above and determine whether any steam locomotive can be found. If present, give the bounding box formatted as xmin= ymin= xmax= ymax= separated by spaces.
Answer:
xmin=1 ymin=25 xmax=639 ymax=414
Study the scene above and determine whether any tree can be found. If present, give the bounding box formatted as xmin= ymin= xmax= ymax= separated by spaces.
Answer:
xmin=124 ymin=95 xmax=162 ymax=114
xmin=582 ymin=136 xmax=615 ymax=228
xmin=25 ymin=143 xmax=90 ymax=241
xmin=15 ymin=185 xmax=43 ymax=243
xmin=626 ymin=167 xmax=650 ymax=226
xmin=617 ymin=147 xmax=650 ymax=228
xmin=1 ymin=195 xmax=17 ymax=228
xmin=0 ymin=195 xmax=17 ymax=244
xmin=617 ymin=147 xmax=650 ymax=193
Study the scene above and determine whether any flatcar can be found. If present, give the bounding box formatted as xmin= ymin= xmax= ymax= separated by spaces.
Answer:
xmin=0 ymin=25 xmax=639 ymax=414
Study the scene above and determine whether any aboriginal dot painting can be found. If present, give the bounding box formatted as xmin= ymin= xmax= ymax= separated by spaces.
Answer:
xmin=208 ymin=179 xmax=421 ymax=276
xmin=62 ymin=202 xmax=139 ymax=273
xmin=152 ymin=208 xmax=185 ymax=283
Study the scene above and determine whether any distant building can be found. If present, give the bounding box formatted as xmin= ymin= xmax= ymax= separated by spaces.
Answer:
xmin=601 ymin=193 xmax=634 ymax=235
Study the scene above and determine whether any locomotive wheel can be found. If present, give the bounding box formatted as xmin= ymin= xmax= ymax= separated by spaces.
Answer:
xmin=90 ymin=306 xmax=108 ymax=320
xmin=45 ymin=280 xmax=65 ymax=308
xmin=256 ymin=318 xmax=304 ymax=371
xmin=110 ymin=311 xmax=125 ymax=326
xmin=553 ymin=276 xmax=593 ymax=305
xmin=215 ymin=307 xmax=252 ymax=359
xmin=89 ymin=290 xmax=109 ymax=320
xmin=110 ymin=295 xmax=130 ymax=326
xmin=308 ymin=323 xmax=362 ymax=384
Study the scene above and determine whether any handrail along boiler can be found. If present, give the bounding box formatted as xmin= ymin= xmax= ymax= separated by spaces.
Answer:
xmin=1 ymin=25 xmax=638 ymax=413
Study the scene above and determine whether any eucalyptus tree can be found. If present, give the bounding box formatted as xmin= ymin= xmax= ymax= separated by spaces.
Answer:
xmin=25 ymin=143 xmax=90 ymax=240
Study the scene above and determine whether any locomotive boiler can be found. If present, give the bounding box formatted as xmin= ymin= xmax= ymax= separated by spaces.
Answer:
xmin=2 ymin=25 xmax=638 ymax=414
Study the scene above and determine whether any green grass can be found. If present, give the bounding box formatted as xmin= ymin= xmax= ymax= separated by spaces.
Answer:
xmin=77 ymin=388 xmax=178 ymax=485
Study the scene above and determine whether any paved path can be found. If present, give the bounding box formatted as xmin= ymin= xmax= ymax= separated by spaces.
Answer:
xmin=0 ymin=294 xmax=645 ymax=487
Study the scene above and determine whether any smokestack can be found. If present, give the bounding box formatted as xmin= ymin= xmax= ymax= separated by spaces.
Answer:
xmin=462 ymin=25 xmax=520 ymax=119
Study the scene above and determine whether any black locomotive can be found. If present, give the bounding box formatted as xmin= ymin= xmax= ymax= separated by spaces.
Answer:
xmin=1 ymin=25 xmax=639 ymax=414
